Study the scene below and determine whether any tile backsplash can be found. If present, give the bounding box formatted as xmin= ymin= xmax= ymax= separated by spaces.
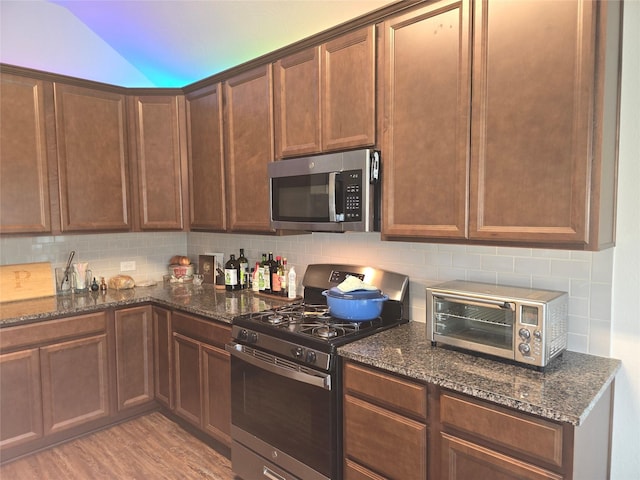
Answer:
xmin=1 ymin=231 xmax=613 ymax=356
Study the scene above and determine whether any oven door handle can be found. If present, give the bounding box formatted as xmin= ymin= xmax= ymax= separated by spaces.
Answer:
xmin=226 ymin=342 xmax=332 ymax=390
xmin=434 ymin=293 xmax=515 ymax=310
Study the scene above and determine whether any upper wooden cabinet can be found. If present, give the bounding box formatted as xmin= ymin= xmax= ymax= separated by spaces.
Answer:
xmin=186 ymin=83 xmax=226 ymax=231
xmin=224 ymin=65 xmax=275 ymax=233
xmin=128 ymin=95 xmax=186 ymax=231
xmin=381 ymin=0 xmax=471 ymax=240
xmin=0 ymin=73 xmax=52 ymax=234
xmin=274 ymin=26 xmax=376 ymax=158
xmin=53 ymin=83 xmax=130 ymax=232
xmin=468 ymin=0 xmax=621 ymax=249
xmin=382 ymin=0 xmax=621 ymax=250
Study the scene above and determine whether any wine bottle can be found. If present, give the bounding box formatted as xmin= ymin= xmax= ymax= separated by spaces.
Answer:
xmin=272 ymin=256 xmax=283 ymax=295
xmin=264 ymin=252 xmax=276 ymax=294
xmin=224 ymin=254 xmax=239 ymax=291
xmin=238 ymin=248 xmax=249 ymax=289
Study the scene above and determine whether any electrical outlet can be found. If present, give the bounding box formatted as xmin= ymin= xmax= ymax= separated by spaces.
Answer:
xmin=120 ymin=261 xmax=136 ymax=272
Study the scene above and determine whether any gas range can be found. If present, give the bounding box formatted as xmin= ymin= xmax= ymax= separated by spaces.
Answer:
xmin=231 ymin=263 xmax=410 ymax=371
xmin=227 ymin=263 xmax=410 ymax=480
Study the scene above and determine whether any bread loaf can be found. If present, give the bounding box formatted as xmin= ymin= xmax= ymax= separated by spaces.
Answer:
xmin=108 ymin=275 xmax=135 ymax=290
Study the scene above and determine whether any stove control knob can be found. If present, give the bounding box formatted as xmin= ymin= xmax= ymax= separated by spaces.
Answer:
xmin=306 ymin=351 xmax=317 ymax=364
xmin=238 ymin=329 xmax=249 ymax=341
xmin=292 ymin=347 xmax=304 ymax=359
xmin=247 ymin=331 xmax=258 ymax=344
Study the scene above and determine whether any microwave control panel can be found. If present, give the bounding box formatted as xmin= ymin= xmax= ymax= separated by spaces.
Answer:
xmin=341 ymin=170 xmax=362 ymax=221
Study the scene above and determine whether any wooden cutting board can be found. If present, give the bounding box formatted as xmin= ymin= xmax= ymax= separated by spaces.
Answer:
xmin=0 ymin=262 xmax=55 ymax=303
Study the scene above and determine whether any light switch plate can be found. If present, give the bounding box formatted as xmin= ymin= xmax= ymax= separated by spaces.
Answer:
xmin=120 ymin=261 xmax=136 ymax=272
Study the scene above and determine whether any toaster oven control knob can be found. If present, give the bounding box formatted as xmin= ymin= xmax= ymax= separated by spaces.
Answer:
xmin=292 ymin=347 xmax=304 ymax=359
xmin=306 ymin=351 xmax=317 ymax=364
xmin=534 ymin=330 xmax=542 ymax=340
xmin=519 ymin=328 xmax=531 ymax=341
xmin=518 ymin=342 xmax=531 ymax=355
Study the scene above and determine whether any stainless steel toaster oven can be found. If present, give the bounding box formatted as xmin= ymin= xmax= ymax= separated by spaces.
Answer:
xmin=427 ymin=281 xmax=568 ymax=368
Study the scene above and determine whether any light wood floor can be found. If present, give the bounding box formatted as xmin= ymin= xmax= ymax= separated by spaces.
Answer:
xmin=0 ymin=412 xmax=237 ymax=479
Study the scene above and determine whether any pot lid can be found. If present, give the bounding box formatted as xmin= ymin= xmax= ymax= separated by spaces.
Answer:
xmin=324 ymin=287 xmax=385 ymax=300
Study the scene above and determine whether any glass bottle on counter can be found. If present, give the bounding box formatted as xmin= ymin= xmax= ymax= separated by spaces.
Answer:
xmin=225 ymin=254 xmax=239 ymax=291
xmin=258 ymin=253 xmax=267 ymax=292
xmin=253 ymin=262 xmax=261 ymax=292
xmin=279 ymin=258 xmax=288 ymax=297
xmin=238 ymin=248 xmax=249 ymax=289
xmin=272 ymin=256 xmax=283 ymax=295
xmin=263 ymin=252 xmax=276 ymax=294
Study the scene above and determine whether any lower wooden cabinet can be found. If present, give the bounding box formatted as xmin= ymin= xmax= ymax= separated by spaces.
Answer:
xmin=201 ymin=343 xmax=231 ymax=444
xmin=0 ymin=311 xmax=110 ymax=461
xmin=0 ymin=348 xmax=43 ymax=450
xmin=114 ymin=306 xmax=154 ymax=411
xmin=440 ymin=433 xmax=563 ymax=480
xmin=40 ymin=333 xmax=110 ymax=435
xmin=172 ymin=311 xmax=231 ymax=447
xmin=152 ymin=306 xmax=173 ymax=408
xmin=343 ymin=360 xmax=428 ymax=480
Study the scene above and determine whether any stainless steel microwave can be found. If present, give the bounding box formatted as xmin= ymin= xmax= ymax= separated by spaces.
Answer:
xmin=268 ymin=149 xmax=380 ymax=232
xmin=427 ymin=281 xmax=569 ymax=368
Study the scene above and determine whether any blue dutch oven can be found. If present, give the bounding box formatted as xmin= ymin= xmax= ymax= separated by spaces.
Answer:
xmin=322 ymin=287 xmax=389 ymax=321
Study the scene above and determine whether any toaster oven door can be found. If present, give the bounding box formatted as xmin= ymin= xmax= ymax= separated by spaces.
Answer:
xmin=431 ymin=294 xmax=516 ymax=359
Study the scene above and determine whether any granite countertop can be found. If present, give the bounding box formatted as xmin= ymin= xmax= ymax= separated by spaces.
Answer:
xmin=338 ymin=322 xmax=621 ymax=426
xmin=2 ymin=288 xmax=621 ymax=428
xmin=0 ymin=283 xmax=291 ymax=328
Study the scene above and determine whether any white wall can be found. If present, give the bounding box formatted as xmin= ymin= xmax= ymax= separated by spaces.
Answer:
xmin=610 ymin=1 xmax=640 ymax=478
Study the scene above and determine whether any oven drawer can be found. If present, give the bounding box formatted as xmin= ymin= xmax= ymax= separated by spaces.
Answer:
xmin=440 ymin=392 xmax=565 ymax=467
xmin=343 ymin=361 xmax=427 ymax=421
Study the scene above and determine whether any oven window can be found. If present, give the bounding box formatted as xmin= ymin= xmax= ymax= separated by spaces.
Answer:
xmin=434 ymin=298 xmax=514 ymax=350
xmin=272 ymin=174 xmax=331 ymax=222
xmin=230 ymin=357 xmax=335 ymax=478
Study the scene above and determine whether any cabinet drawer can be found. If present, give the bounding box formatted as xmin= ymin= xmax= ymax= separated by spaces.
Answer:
xmin=172 ymin=311 xmax=230 ymax=347
xmin=440 ymin=433 xmax=563 ymax=480
xmin=344 ymin=361 xmax=427 ymax=420
xmin=344 ymin=458 xmax=386 ymax=480
xmin=440 ymin=392 xmax=565 ymax=467
xmin=0 ymin=312 xmax=108 ymax=352
xmin=344 ymin=395 xmax=427 ymax=480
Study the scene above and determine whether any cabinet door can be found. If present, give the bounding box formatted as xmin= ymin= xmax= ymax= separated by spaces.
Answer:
xmin=469 ymin=0 xmax=596 ymax=245
xmin=130 ymin=95 xmax=185 ymax=231
xmin=381 ymin=0 xmax=471 ymax=239
xmin=201 ymin=343 xmax=231 ymax=446
xmin=440 ymin=433 xmax=563 ymax=480
xmin=0 ymin=73 xmax=51 ymax=234
xmin=54 ymin=83 xmax=130 ymax=232
xmin=0 ymin=348 xmax=43 ymax=450
xmin=274 ymin=46 xmax=322 ymax=158
xmin=322 ymin=26 xmax=376 ymax=152
xmin=344 ymin=395 xmax=427 ymax=480
xmin=114 ymin=306 xmax=154 ymax=411
xmin=173 ymin=333 xmax=202 ymax=426
xmin=40 ymin=334 xmax=109 ymax=435
xmin=224 ymin=65 xmax=275 ymax=233
xmin=186 ymin=83 xmax=226 ymax=231
xmin=152 ymin=306 xmax=173 ymax=409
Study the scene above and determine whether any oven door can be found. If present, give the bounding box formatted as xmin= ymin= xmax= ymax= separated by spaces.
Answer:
xmin=226 ymin=342 xmax=338 ymax=480
xmin=430 ymin=293 xmax=516 ymax=360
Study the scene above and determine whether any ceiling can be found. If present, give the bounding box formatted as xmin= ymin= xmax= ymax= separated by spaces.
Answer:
xmin=0 ymin=0 xmax=393 ymax=88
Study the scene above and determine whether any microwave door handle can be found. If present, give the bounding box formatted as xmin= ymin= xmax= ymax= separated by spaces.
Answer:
xmin=435 ymin=293 xmax=515 ymax=311
xmin=328 ymin=172 xmax=337 ymax=222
